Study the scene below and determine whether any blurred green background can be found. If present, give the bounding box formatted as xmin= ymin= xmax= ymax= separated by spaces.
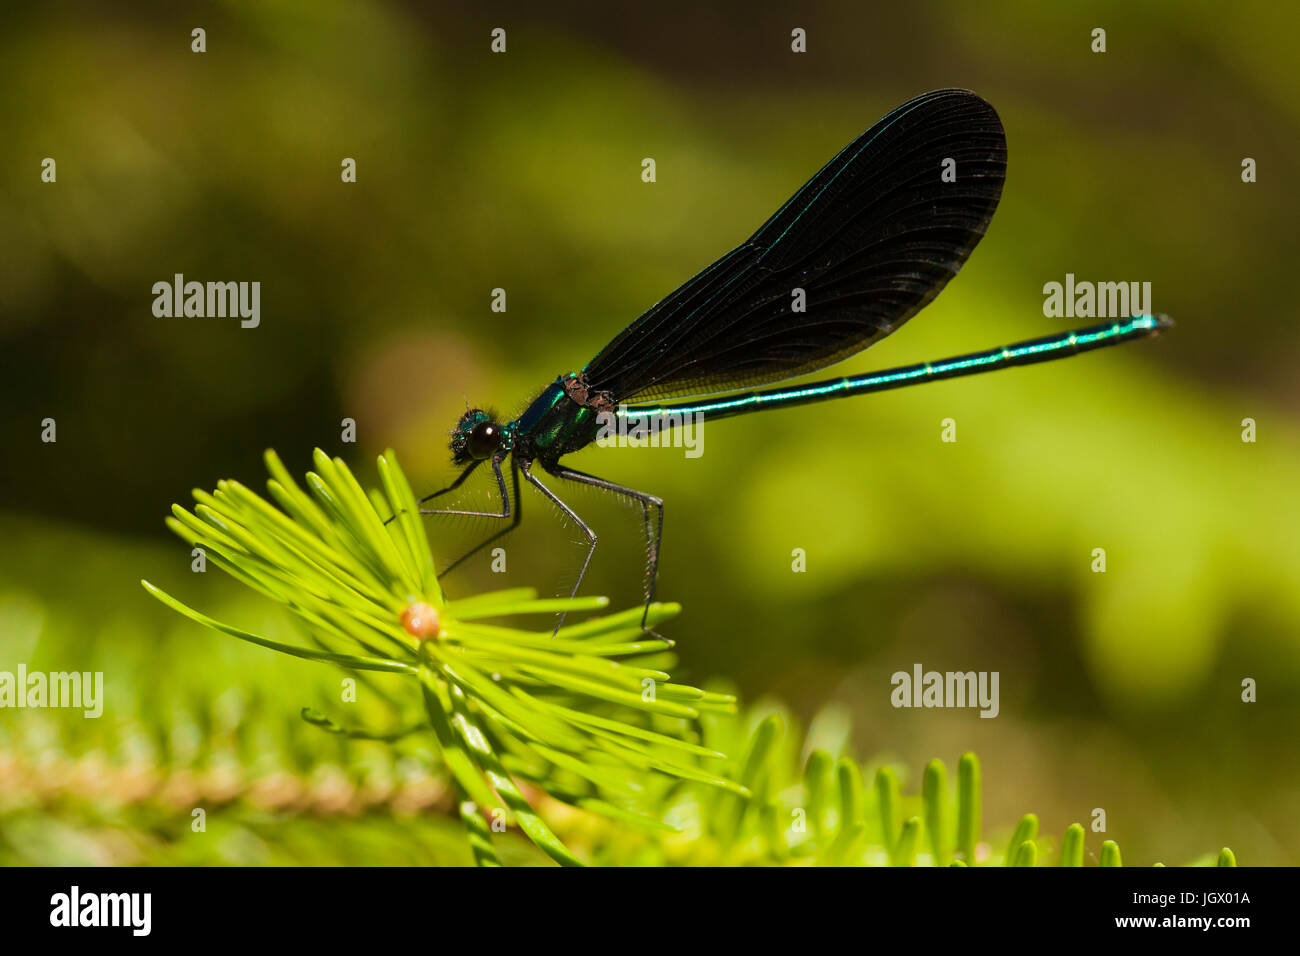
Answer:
xmin=2 ymin=0 xmax=1299 ymax=864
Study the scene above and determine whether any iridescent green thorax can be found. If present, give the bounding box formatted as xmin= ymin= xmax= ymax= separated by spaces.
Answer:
xmin=508 ymin=378 xmax=608 ymax=465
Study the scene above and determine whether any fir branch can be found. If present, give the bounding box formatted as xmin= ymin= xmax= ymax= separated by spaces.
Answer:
xmin=142 ymin=447 xmax=737 ymax=865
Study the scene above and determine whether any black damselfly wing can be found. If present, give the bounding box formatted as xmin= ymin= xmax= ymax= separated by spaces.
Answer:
xmin=581 ymin=89 xmax=1007 ymax=402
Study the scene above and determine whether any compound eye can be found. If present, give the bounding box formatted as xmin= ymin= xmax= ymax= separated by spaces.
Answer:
xmin=467 ymin=421 xmax=501 ymax=460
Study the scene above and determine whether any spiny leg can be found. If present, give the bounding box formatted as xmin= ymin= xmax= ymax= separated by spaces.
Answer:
xmin=394 ymin=457 xmax=520 ymax=577
xmin=545 ymin=463 xmax=663 ymax=633
xmin=383 ymin=460 xmax=481 ymax=527
xmin=439 ymin=460 xmax=522 ymax=576
xmin=417 ymin=460 xmax=482 ymax=508
xmin=520 ymin=460 xmax=597 ymax=635
xmin=419 ymin=457 xmax=510 ymax=521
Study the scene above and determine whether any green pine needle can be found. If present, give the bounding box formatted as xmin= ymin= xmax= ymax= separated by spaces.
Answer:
xmin=1061 ymin=823 xmax=1086 ymax=867
xmin=923 ymin=758 xmax=949 ymax=865
xmin=1005 ymin=814 xmax=1039 ymax=867
xmin=957 ymin=752 xmax=981 ymax=863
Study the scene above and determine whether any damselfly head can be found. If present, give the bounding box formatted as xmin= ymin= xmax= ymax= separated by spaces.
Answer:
xmin=450 ymin=408 xmax=503 ymax=464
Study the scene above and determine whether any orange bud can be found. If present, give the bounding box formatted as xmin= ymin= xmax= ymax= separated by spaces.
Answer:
xmin=401 ymin=602 xmax=441 ymax=640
